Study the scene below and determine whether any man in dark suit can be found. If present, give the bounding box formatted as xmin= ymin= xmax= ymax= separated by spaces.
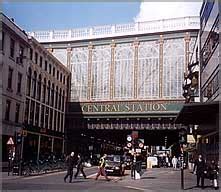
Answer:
xmin=64 ymin=152 xmax=75 ymax=183
xmin=74 ymin=154 xmax=86 ymax=179
xmin=193 ymin=154 xmax=206 ymax=188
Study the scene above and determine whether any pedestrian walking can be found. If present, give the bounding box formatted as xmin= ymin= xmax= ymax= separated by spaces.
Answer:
xmin=172 ymin=156 xmax=178 ymax=170
xmin=74 ymin=154 xmax=87 ymax=179
xmin=193 ymin=154 xmax=206 ymax=189
xmin=208 ymin=160 xmax=219 ymax=190
xmin=64 ymin=152 xmax=75 ymax=183
xmin=95 ymin=154 xmax=110 ymax=181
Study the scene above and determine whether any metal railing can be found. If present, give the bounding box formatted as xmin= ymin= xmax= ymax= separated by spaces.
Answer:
xmin=28 ymin=16 xmax=200 ymax=43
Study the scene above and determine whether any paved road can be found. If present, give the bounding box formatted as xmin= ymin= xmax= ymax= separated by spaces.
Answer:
xmin=2 ymin=167 xmax=218 ymax=191
xmin=2 ymin=167 xmax=135 ymax=191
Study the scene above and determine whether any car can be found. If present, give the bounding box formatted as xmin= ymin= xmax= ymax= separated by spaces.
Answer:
xmin=147 ymin=156 xmax=159 ymax=168
xmin=105 ymin=155 xmax=125 ymax=176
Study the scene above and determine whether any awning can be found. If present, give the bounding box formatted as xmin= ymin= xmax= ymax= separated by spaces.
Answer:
xmin=175 ymin=101 xmax=219 ymax=124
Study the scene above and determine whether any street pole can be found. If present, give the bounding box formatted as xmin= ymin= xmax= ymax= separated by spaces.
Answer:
xmin=180 ymin=144 xmax=184 ymax=190
xmin=19 ymin=135 xmax=24 ymax=176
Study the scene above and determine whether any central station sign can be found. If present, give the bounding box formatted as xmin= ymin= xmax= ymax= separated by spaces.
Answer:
xmin=77 ymin=101 xmax=183 ymax=114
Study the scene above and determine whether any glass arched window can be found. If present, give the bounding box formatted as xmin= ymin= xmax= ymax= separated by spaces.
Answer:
xmin=138 ymin=41 xmax=159 ymax=99
xmin=114 ymin=43 xmax=134 ymax=99
xmin=91 ymin=45 xmax=111 ymax=100
xmin=163 ymin=38 xmax=185 ymax=98
xmin=71 ymin=47 xmax=88 ymax=101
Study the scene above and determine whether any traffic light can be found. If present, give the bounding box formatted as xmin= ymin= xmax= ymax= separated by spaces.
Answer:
xmin=179 ymin=128 xmax=187 ymax=144
xmin=16 ymin=132 xmax=22 ymax=144
xmin=126 ymin=135 xmax=132 ymax=149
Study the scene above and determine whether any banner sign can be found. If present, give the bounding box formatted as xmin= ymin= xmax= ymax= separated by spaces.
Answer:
xmin=73 ymin=101 xmax=183 ymax=114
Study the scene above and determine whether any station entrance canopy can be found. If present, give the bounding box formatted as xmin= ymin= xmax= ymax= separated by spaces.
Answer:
xmin=66 ymin=100 xmax=184 ymax=131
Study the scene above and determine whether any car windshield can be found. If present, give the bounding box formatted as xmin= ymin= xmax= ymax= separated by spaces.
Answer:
xmin=106 ymin=155 xmax=121 ymax=162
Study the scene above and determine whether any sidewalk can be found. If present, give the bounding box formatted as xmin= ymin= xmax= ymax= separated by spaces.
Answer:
xmin=119 ymin=168 xmax=217 ymax=191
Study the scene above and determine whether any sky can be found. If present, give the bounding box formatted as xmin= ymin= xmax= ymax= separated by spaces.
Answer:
xmin=2 ymin=1 xmax=202 ymax=32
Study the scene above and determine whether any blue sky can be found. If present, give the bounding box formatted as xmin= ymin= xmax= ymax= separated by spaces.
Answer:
xmin=2 ymin=2 xmax=202 ymax=32
xmin=2 ymin=2 xmax=140 ymax=31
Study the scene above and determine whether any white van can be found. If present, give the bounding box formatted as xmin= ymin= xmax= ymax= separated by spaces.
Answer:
xmin=147 ymin=156 xmax=158 ymax=167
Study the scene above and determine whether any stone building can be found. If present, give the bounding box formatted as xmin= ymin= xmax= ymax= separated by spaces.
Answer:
xmin=30 ymin=16 xmax=200 ymax=156
xmin=1 ymin=13 xmax=29 ymax=162
xmin=176 ymin=0 xmax=220 ymax=162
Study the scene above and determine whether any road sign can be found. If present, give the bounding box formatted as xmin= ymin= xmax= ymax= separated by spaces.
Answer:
xmin=7 ymin=137 xmax=14 ymax=145
xmin=127 ymin=142 xmax=132 ymax=148
xmin=127 ymin=135 xmax=132 ymax=142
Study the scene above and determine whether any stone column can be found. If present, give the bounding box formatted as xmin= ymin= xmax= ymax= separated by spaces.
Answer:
xmin=110 ymin=40 xmax=116 ymax=100
xmin=133 ymin=38 xmax=139 ymax=99
xmin=66 ymin=47 xmax=72 ymax=71
xmin=87 ymin=42 xmax=93 ymax=101
xmin=184 ymin=32 xmax=191 ymax=73
xmin=159 ymin=35 xmax=164 ymax=98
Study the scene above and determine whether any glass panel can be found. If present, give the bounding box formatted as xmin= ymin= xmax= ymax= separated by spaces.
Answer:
xmin=91 ymin=45 xmax=111 ymax=100
xmin=138 ymin=41 xmax=159 ymax=99
xmin=114 ymin=43 xmax=134 ymax=99
xmin=163 ymin=38 xmax=185 ymax=98
xmin=71 ymin=47 xmax=88 ymax=101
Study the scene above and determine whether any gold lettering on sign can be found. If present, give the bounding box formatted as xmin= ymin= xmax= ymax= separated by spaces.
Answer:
xmin=88 ymin=105 xmax=93 ymax=112
xmin=93 ymin=105 xmax=99 ymax=112
xmin=105 ymin=105 xmax=111 ymax=112
xmin=160 ymin=104 xmax=167 ymax=110
xmin=100 ymin=105 xmax=105 ymax=112
xmin=137 ymin=104 xmax=143 ymax=112
xmin=153 ymin=104 xmax=160 ymax=111
xmin=124 ymin=105 xmax=130 ymax=112
xmin=111 ymin=105 xmax=117 ymax=112
xmin=80 ymin=102 xmax=169 ymax=113
xmin=81 ymin=105 xmax=87 ymax=112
